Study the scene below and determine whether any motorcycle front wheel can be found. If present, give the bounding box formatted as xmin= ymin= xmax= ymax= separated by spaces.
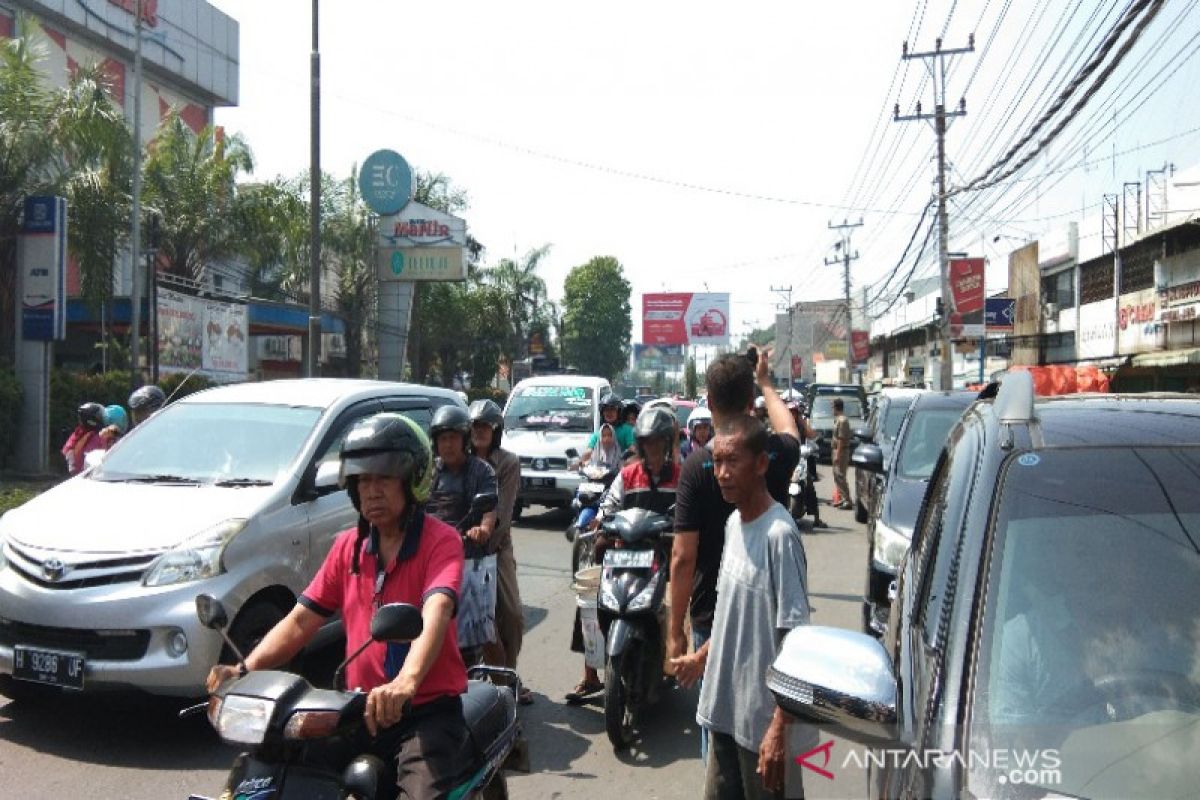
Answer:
xmin=604 ymin=655 xmax=635 ymax=750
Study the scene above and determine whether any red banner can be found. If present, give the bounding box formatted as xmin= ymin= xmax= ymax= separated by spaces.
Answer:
xmin=642 ymin=292 xmax=730 ymax=345
xmin=949 ymin=257 xmax=985 ymax=337
xmin=851 ymin=330 xmax=870 ymax=363
xmin=790 ymin=355 xmax=803 ymax=379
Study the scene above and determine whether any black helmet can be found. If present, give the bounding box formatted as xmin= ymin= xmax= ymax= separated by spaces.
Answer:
xmin=128 ymin=384 xmax=166 ymax=413
xmin=339 ymin=412 xmax=433 ymax=509
xmin=468 ymin=399 xmax=504 ymax=451
xmin=430 ymin=404 xmax=471 ymax=449
xmin=634 ymin=406 xmax=677 ymax=460
xmin=599 ymin=393 xmax=621 ymax=413
xmin=621 ymin=399 xmax=641 ymax=418
xmin=78 ymin=402 xmax=105 ymax=430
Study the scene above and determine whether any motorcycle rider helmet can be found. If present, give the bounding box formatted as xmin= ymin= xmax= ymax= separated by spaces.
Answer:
xmin=430 ymin=404 xmax=472 ymax=452
xmin=634 ymin=406 xmax=677 ymax=463
xmin=468 ymin=399 xmax=505 ymax=451
xmin=339 ymin=412 xmax=434 ymax=510
xmin=687 ymin=407 xmax=713 ymax=438
xmin=599 ymin=392 xmax=622 ymax=419
xmin=621 ymin=399 xmax=641 ymax=422
xmin=103 ymin=404 xmax=129 ymax=434
xmin=77 ymin=402 xmax=105 ymax=430
xmin=127 ymin=384 xmax=166 ymax=413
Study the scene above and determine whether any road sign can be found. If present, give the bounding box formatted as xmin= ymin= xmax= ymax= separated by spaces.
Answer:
xmin=358 ymin=149 xmax=413 ymax=216
xmin=985 ymin=297 xmax=1015 ymax=332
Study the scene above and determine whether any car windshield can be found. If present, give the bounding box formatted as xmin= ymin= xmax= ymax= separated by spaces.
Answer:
xmin=92 ymin=402 xmax=323 ymax=483
xmin=895 ymin=407 xmax=963 ymax=479
xmin=811 ymin=396 xmax=863 ymax=419
xmin=882 ymin=398 xmax=915 ymax=443
xmin=504 ymin=385 xmax=595 ymax=432
xmin=969 ymin=447 xmax=1200 ymax=799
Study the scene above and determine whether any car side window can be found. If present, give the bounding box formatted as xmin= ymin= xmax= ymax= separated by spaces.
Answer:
xmin=381 ymin=397 xmax=435 ymax=435
xmin=313 ymin=401 xmax=386 ymax=470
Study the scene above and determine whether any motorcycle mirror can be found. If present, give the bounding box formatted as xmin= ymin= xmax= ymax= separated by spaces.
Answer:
xmin=470 ymin=492 xmax=498 ymax=516
xmin=195 ymin=594 xmax=229 ymax=630
xmin=371 ymin=603 xmax=424 ymax=643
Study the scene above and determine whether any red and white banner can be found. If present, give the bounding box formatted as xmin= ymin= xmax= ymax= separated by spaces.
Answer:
xmin=851 ymin=330 xmax=870 ymax=363
xmin=949 ymin=257 xmax=985 ymax=338
xmin=642 ymin=292 xmax=730 ymax=345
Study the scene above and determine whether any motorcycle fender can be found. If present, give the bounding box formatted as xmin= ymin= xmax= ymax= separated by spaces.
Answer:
xmin=220 ymin=754 xmax=281 ymax=799
xmin=606 ymin=619 xmax=633 ymax=658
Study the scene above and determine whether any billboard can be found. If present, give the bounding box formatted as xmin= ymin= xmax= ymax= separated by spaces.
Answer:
xmin=851 ymin=330 xmax=870 ymax=363
xmin=949 ymin=257 xmax=985 ymax=338
xmin=633 ymin=343 xmax=684 ymax=371
xmin=643 ymin=293 xmax=730 ymax=345
xmin=158 ymin=288 xmax=248 ymax=382
xmin=1118 ymin=288 xmax=1165 ymax=354
xmin=377 ymin=200 xmax=468 ymax=282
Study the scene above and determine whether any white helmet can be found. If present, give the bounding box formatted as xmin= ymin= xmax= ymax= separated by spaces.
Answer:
xmin=687 ymin=407 xmax=713 ymax=436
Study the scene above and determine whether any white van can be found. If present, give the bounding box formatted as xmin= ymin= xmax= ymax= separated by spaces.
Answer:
xmin=502 ymin=375 xmax=612 ymax=511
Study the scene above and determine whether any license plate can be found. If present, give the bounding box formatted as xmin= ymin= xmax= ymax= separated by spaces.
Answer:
xmin=604 ymin=549 xmax=654 ymax=568
xmin=579 ymin=482 xmax=605 ymax=493
xmin=522 ymin=477 xmax=556 ymax=488
xmin=12 ymin=645 xmax=85 ymax=690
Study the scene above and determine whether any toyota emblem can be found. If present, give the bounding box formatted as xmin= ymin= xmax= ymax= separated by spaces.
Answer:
xmin=534 ymin=459 xmax=547 ymax=472
xmin=42 ymin=558 xmax=67 ymax=582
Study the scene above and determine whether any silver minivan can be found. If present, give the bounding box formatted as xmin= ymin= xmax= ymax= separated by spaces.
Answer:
xmin=0 ymin=379 xmax=463 ymax=699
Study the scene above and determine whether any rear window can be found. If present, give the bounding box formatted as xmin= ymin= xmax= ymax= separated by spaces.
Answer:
xmin=812 ymin=396 xmax=863 ymax=418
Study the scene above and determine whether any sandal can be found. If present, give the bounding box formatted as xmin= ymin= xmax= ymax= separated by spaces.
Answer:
xmin=564 ymin=679 xmax=603 ymax=704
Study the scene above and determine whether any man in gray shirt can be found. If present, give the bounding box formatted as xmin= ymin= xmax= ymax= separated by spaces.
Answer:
xmin=673 ymin=414 xmax=811 ymax=799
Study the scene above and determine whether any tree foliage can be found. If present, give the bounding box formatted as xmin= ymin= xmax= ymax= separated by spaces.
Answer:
xmin=684 ymin=356 xmax=698 ymax=398
xmin=561 ymin=256 xmax=632 ymax=381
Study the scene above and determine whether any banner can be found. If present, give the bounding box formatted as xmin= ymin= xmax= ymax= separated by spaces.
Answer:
xmin=790 ymin=355 xmax=803 ymax=379
xmin=949 ymin=257 xmax=985 ymax=338
xmin=19 ymin=196 xmax=67 ymax=342
xmin=851 ymin=330 xmax=870 ymax=363
xmin=985 ymin=297 xmax=1015 ymax=332
xmin=158 ymin=288 xmax=248 ymax=382
xmin=1118 ymin=288 xmax=1164 ymax=354
xmin=634 ymin=343 xmax=684 ymax=371
xmin=642 ymin=293 xmax=730 ymax=345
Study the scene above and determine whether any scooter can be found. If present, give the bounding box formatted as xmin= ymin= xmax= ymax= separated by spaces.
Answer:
xmin=565 ymin=462 xmax=620 ymax=575
xmin=787 ymin=442 xmax=817 ymax=521
xmin=184 ymin=593 xmax=529 ymax=800
xmin=595 ymin=507 xmax=674 ymax=751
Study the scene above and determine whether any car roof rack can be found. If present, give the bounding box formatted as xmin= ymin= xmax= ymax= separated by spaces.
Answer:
xmin=993 ymin=370 xmax=1036 ymax=424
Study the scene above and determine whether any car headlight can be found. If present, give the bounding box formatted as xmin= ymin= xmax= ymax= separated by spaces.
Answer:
xmin=872 ymin=522 xmax=911 ymax=574
xmin=143 ymin=519 xmax=246 ymax=587
xmin=626 ymin=570 xmax=661 ymax=612
xmin=213 ymin=694 xmax=274 ymax=745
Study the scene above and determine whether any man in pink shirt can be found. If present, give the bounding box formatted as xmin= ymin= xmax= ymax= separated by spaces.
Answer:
xmin=207 ymin=413 xmax=468 ymax=799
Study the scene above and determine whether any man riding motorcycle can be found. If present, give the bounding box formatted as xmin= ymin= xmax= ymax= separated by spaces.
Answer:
xmin=206 ymin=413 xmax=469 ymax=799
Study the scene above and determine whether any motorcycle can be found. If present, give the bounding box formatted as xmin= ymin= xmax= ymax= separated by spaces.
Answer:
xmin=564 ymin=450 xmax=620 ymax=575
xmin=788 ymin=442 xmax=818 ymax=521
xmin=595 ymin=507 xmax=674 ymax=750
xmin=184 ymin=593 xmax=528 ymax=800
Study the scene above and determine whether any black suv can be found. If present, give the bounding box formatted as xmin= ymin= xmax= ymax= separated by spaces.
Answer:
xmin=769 ymin=373 xmax=1200 ymax=799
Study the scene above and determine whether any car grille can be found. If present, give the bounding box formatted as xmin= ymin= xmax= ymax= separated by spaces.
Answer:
xmin=518 ymin=456 xmax=568 ymax=471
xmin=0 ymin=617 xmax=151 ymax=660
xmin=5 ymin=540 xmax=158 ymax=590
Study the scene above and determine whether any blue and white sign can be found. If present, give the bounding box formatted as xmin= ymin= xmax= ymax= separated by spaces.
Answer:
xmin=20 ymin=196 xmax=67 ymax=341
xmin=358 ymin=149 xmax=413 ymax=216
xmin=985 ymin=297 xmax=1015 ymax=332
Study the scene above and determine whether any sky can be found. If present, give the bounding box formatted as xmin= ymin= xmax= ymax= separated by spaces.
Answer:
xmin=208 ymin=0 xmax=1200 ymax=343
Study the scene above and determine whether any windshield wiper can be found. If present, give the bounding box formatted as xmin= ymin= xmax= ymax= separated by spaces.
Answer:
xmin=120 ymin=474 xmax=202 ymax=484
xmin=212 ymin=478 xmax=273 ymax=487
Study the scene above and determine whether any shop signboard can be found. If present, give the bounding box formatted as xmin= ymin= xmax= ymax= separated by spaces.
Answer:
xmin=1118 ymin=288 xmax=1164 ymax=354
xmin=985 ymin=297 xmax=1015 ymax=332
xmin=642 ymin=293 xmax=730 ymax=345
xmin=1077 ymin=300 xmax=1116 ymax=360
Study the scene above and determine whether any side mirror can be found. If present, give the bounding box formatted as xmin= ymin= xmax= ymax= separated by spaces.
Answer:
xmin=195 ymin=594 xmax=229 ymax=630
xmin=767 ymin=626 xmax=898 ymax=746
xmin=314 ymin=460 xmax=342 ymax=491
xmin=853 ymin=426 xmax=873 ymax=443
xmin=851 ymin=443 xmax=885 ymax=474
xmin=565 ymin=447 xmax=579 ymax=459
xmin=371 ymin=603 xmax=424 ymax=643
xmin=470 ymin=492 xmax=498 ymax=516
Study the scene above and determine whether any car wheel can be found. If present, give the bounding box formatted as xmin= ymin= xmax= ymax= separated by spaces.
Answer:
xmin=224 ymin=599 xmax=288 ymax=665
xmin=855 ymin=499 xmax=868 ymax=524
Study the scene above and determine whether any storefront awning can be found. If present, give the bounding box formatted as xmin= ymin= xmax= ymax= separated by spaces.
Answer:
xmin=1132 ymin=348 xmax=1200 ymax=368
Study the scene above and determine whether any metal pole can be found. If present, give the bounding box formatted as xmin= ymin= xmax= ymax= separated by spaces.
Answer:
xmin=129 ymin=0 xmax=143 ymax=390
xmin=307 ymin=0 xmax=322 ymax=377
xmin=937 ymin=105 xmax=952 ymax=390
xmin=844 ymin=248 xmax=853 ymax=380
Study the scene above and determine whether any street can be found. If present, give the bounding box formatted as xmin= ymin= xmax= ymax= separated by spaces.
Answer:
xmin=0 ymin=478 xmax=868 ymax=799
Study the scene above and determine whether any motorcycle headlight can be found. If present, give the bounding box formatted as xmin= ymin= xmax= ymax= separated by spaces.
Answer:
xmin=143 ymin=519 xmax=246 ymax=587
xmin=626 ymin=570 xmax=661 ymax=612
xmin=872 ymin=522 xmax=911 ymax=574
xmin=214 ymin=694 xmax=274 ymax=745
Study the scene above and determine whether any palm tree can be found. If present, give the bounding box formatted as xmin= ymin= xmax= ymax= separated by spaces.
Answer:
xmin=482 ymin=244 xmax=552 ymax=364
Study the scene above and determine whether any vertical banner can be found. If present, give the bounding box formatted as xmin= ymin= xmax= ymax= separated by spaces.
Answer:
xmin=203 ymin=298 xmax=248 ymax=379
xmin=851 ymin=330 xmax=870 ymax=363
xmin=20 ymin=196 xmax=67 ymax=341
xmin=642 ymin=293 xmax=730 ymax=345
xmin=949 ymin=257 xmax=985 ymax=338
xmin=790 ymin=355 xmax=803 ymax=379
xmin=158 ymin=288 xmax=203 ymax=373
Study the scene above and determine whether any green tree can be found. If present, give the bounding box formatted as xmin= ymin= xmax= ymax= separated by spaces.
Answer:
xmin=560 ymin=255 xmax=632 ymax=381
xmin=481 ymin=245 xmax=554 ymax=366
xmin=684 ymin=356 xmax=698 ymax=398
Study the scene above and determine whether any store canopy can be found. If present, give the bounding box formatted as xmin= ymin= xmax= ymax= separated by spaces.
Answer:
xmin=1132 ymin=348 xmax=1200 ymax=368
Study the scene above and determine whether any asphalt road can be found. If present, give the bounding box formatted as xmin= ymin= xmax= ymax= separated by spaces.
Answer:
xmin=0 ymin=475 xmax=871 ymax=799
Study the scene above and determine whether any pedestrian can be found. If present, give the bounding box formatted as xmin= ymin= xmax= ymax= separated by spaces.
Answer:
xmin=61 ymin=402 xmax=107 ymax=474
xmin=668 ymin=347 xmax=800 ymax=761
xmin=672 ymin=414 xmax=811 ymax=800
xmin=467 ymin=399 xmax=533 ymax=705
xmin=831 ymin=398 xmax=854 ymax=510
xmin=425 ymin=405 xmax=499 ymax=666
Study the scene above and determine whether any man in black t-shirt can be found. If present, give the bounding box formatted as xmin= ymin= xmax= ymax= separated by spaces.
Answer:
xmin=668 ymin=346 xmax=799 ymax=761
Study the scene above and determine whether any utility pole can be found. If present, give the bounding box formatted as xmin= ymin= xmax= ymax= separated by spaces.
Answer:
xmin=895 ymin=35 xmax=973 ymax=390
xmin=770 ymin=284 xmax=792 ymax=383
xmin=307 ymin=0 xmax=322 ymax=377
xmin=826 ymin=219 xmax=863 ymax=381
xmin=129 ymin=0 xmax=144 ymax=391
